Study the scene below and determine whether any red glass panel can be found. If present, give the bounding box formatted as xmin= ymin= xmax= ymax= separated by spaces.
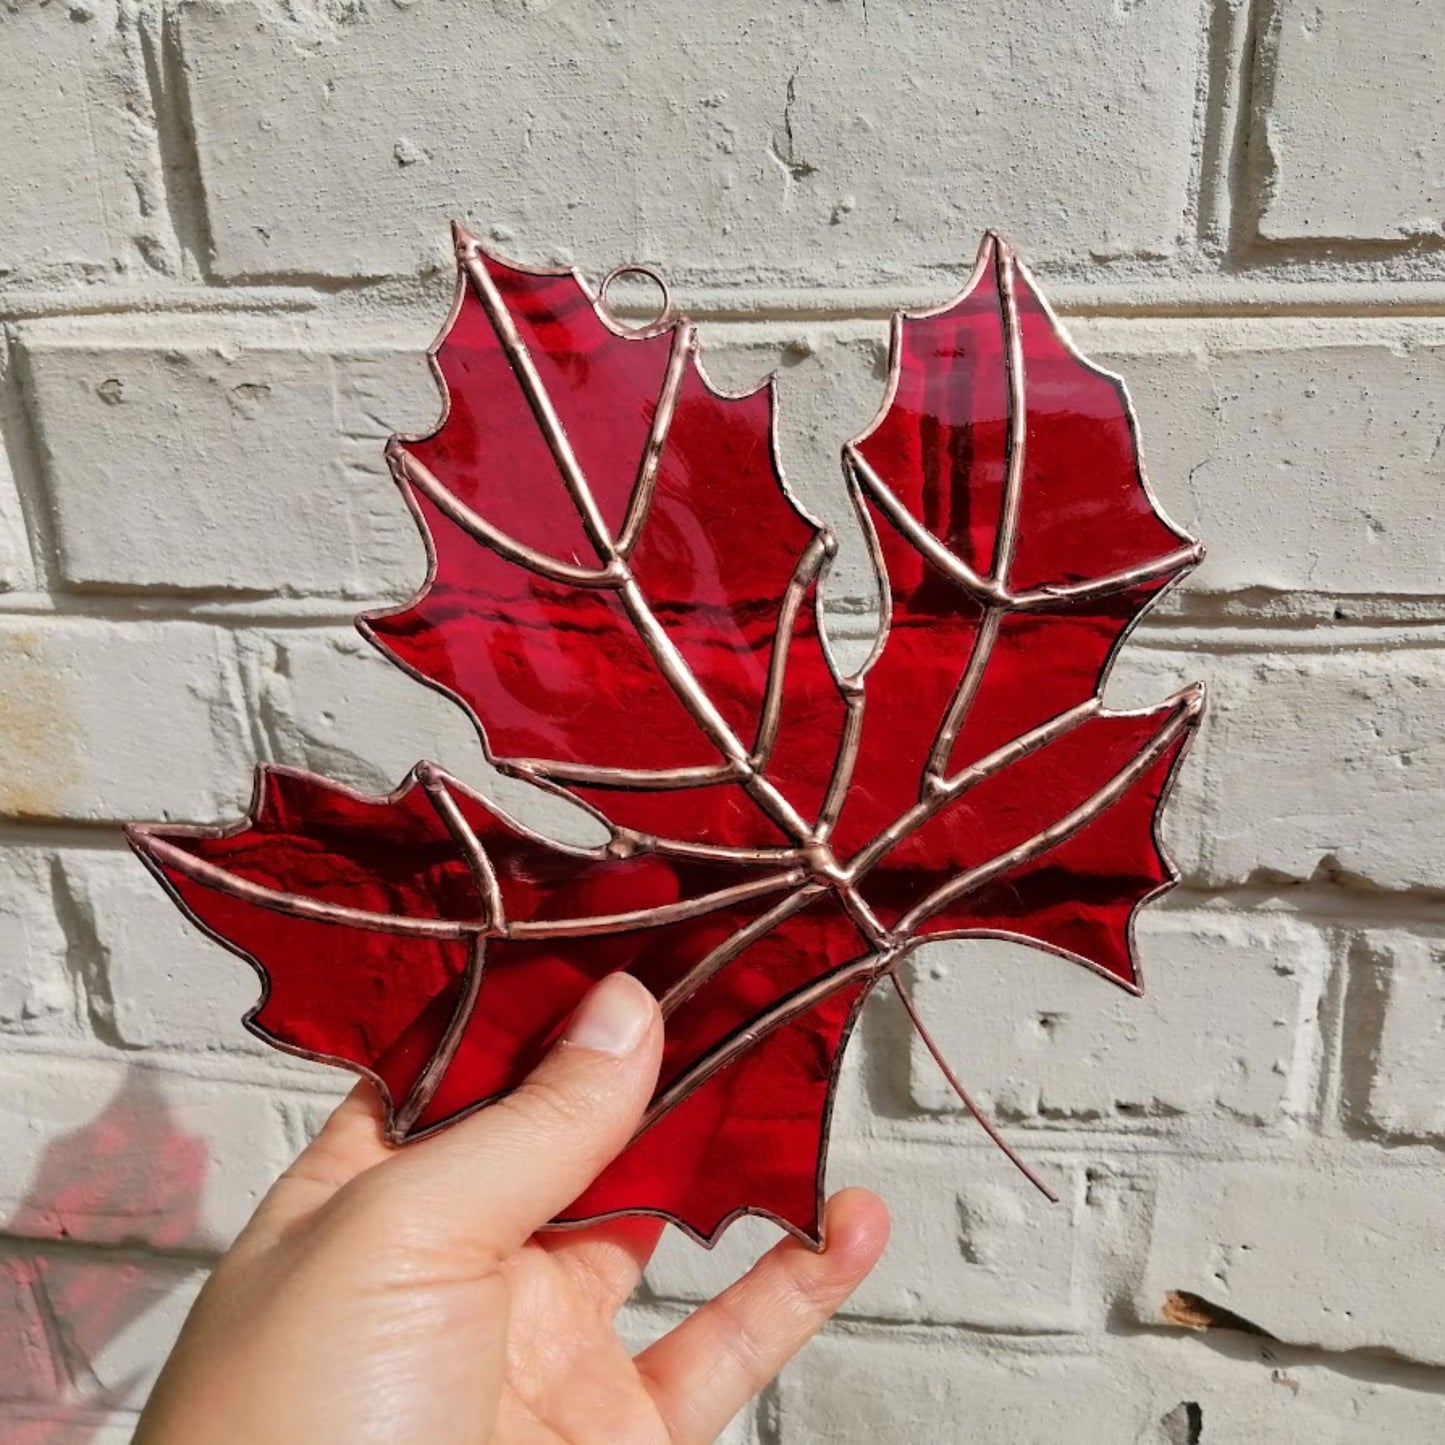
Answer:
xmin=560 ymin=968 xmax=873 ymax=1245
xmin=363 ymin=239 xmax=845 ymax=852
xmin=130 ymin=228 xmax=1202 ymax=1246
xmin=407 ymin=254 xmax=672 ymax=562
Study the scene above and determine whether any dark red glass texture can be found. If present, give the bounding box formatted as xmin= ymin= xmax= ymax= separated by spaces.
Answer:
xmin=130 ymin=230 xmax=1200 ymax=1246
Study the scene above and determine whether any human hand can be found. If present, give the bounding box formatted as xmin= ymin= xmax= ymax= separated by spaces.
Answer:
xmin=136 ymin=973 xmax=890 ymax=1443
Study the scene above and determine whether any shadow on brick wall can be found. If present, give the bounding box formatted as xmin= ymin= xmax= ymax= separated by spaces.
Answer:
xmin=0 ymin=1068 xmax=207 ymax=1441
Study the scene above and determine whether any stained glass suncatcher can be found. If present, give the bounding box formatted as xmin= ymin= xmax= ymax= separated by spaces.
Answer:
xmin=129 ymin=227 xmax=1203 ymax=1247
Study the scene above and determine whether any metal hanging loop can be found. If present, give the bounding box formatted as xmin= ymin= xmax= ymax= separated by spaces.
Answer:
xmin=597 ymin=263 xmax=678 ymax=338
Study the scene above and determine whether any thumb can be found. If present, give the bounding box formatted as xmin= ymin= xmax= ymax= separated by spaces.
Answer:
xmin=370 ymin=971 xmax=663 ymax=1260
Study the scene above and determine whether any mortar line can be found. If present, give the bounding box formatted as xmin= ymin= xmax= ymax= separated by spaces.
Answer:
xmin=809 ymin=1316 xmax=1445 ymax=1394
xmin=1312 ymin=926 xmax=1353 ymax=1138
xmin=0 ymin=1231 xmax=223 ymax=1270
xmin=10 ymin=277 xmax=1445 ymax=327
xmin=1229 ymin=0 xmax=1279 ymax=254
xmin=0 ymin=332 xmax=62 ymax=592
xmin=1194 ymin=0 xmax=1254 ymax=253
xmin=1178 ymin=0 xmax=1225 ymax=256
xmin=136 ymin=2 xmax=216 ymax=279
xmin=10 ymin=592 xmax=1445 ymax=642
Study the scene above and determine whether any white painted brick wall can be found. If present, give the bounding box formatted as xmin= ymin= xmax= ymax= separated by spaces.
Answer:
xmin=19 ymin=328 xmax=429 ymax=596
xmin=0 ymin=0 xmax=167 ymax=286
xmin=175 ymin=0 xmax=1207 ymax=284
xmin=1257 ymin=1 xmax=1444 ymax=243
xmin=0 ymin=428 xmax=32 ymax=592
xmin=1135 ymin=1159 xmax=1445 ymax=1365
xmin=0 ymin=849 xmax=76 ymax=1036
xmin=778 ymin=1338 xmax=1140 ymax=1445
xmin=55 ymin=847 xmax=277 ymax=1053
xmin=1345 ymin=932 xmax=1445 ymax=1142
xmin=1080 ymin=319 xmax=1445 ymax=599
xmin=1108 ymin=643 xmax=1445 ymax=891
xmin=2 ymin=0 xmax=1443 ymax=1438
xmin=901 ymin=913 xmax=1328 ymax=1128
xmin=0 ymin=618 xmax=252 ymax=821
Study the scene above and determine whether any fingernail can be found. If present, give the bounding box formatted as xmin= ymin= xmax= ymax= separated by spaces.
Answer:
xmin=563 ymin=973 xmax=653 ymax=1057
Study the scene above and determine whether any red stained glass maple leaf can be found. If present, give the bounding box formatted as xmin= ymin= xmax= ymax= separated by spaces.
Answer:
xmin=129 ymin=229 xmax=1202 ymax=1247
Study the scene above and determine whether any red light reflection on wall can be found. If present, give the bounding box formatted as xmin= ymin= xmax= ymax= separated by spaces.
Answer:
xmin=0 ymin=1070 xmax=207 ymax=1441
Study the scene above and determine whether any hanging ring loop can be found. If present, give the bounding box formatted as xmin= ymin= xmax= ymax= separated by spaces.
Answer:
xmin=597 ymin=264 xmax=678 ymax=337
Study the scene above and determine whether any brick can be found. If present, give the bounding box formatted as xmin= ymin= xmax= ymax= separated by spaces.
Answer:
xmin=21 ymin=333 xmax=431 ymax=596
xmin=277 ymin=1085 xmax=352 ymax=1154
xmin=0 ymin=1249 xmax=203 ymax=1411
xmin=0 ymin=1059 xmax=291 ymax=1253
xmin=29 ymin=317 xmax=1444 ymax=612
xmin=92 ymin=1423 xmax=144 ymax=1445
xmin=684 ymin=318 xmax=1445 ymax=609
xmin=1256 ymin=2 xmax=1445 ymax=242
xmin=1080 ymin=319 xmax=1445 ymax=600
xmin=10 ymin=6 xmax=1445 ymax=1436
xmin=22 ymin=316 xmax=882 ymax=606
xmin=637 ymin=0 xmax=1202 ymax=282
xmin=1200 ymin=647 xmax=1445 ymax=891
xmin=244 ymin=627 xmax=608 ymax=847
xmin=903 ymin=913 xmax=1327 ymax=1129
xmin=0 ymin=1255 xmax=61 ymax=1400
xmin=0 ymin=849 xmax=74 ymax=1035
xmin=0 ymin=1 xmax=166 ymax=285
xmin=777 ymin=1335 xmax=1142 ymax=1444
xmin=55 ymin=849 xmax=275 ymax=1056
xmin=44 ymin=1256 xmax=201 ymax=1410
xmin=176 ymin=0 xmax=641 ymax=282
xmin=1109 ymin=644 xmax=1445 ymax=891
xmin=1136 ymin=1160 xmax=1445 ymax=1366
xmin=1118 ymin=1334 xmax=1445 ymax=1445
xmin=646 ymin=1145 xmax=1089 ymax=1332
xmin=0 ymin=425 xmax=32 ymax=591
xmin=0 ymin=1410 xmax=140 ymax=1445
xmin=0 ymin=619 xmax=250 ymax=823
xmin=834 ymin=1151 xmax=1086 ymax=1331
xmin=177 ymin=0 xmax=1200 ymax=284
xmin=1345 ymin=932 xmax=1445 ymax=1141
xmin=245 ymin=628 xmax=477 ymax=792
